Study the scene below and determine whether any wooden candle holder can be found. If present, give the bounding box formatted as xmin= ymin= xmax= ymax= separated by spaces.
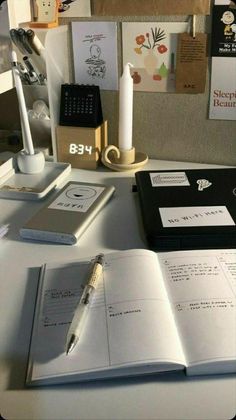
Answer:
xmin=101 ymin=145 xmax=148 ymax=172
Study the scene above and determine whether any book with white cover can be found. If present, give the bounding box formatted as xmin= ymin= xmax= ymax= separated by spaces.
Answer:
xmin=26 ymin=248 xmax=236 ymax=385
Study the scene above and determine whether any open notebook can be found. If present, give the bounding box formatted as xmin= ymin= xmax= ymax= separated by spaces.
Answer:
xmin=26 ymin=249 xmax=236 ymax=385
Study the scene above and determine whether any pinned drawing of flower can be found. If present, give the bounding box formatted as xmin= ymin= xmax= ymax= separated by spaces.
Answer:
xmin=157 ymin=44 xmax=168 ymax=54
xmin=134 ymin=27 xmax=167 ymax=54
xmin=134 ymin=27 xmax=168 ymax=77
xmin=136 ymin=34 xmax=146 ymax=45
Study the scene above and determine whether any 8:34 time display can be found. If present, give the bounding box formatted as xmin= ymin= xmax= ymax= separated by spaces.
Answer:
xmin=69 ymin=143 xmax=93 ymax=155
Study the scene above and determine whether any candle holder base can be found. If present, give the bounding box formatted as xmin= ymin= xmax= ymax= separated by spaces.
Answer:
xmin=101 ymin=145 xmax=148 ymax=172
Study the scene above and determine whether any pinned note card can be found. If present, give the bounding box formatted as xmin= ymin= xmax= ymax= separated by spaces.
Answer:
xmin=72 ymin=22 xmax=118 ymax=91
xmin=175 ymin=33 xmax=208 ymax=93
xmin=122 ymin=22 xmax=189 ymax=92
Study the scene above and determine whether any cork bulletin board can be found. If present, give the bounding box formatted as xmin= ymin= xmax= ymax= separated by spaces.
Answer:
xmin=60 ymin=0 xmax=236 ymax=166
xmin=92 ymin=0 xmax=211 ymax=16
xmin=2 ymin=0 xmax=234 ymax=167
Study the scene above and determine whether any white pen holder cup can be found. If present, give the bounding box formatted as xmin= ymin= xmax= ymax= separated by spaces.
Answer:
xmin=17 ymin=150 xmax=45 ymax=174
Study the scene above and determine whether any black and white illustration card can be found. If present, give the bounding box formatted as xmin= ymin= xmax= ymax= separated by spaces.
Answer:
xmin=211 ymin=4 xmax=236 ymax=57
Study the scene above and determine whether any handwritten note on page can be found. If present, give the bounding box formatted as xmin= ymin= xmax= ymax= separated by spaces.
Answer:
xmin=29 ymin=250 xmax=185 ymax=383
xmin=159 ymin=249 xmax=236 ymax=373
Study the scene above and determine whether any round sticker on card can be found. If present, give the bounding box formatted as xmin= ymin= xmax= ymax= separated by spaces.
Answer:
xmin=66 ymin=187 xmax=97 ymax=200
xmin=49 ymin=184 xmax=105 ymax=213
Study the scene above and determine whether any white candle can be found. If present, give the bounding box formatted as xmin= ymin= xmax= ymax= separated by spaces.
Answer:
xmin=118 ymin=63 xmax=134 ymax=151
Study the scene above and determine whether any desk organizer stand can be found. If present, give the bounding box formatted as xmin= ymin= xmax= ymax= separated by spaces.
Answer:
xmin=0 ymin=157 xmax=71 ymax=200
xmin=101 ymin=145 xmax=148 ymax=172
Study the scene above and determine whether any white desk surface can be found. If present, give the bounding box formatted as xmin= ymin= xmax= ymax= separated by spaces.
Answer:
xmin=0 ymin=159 xmax=235 ymax=420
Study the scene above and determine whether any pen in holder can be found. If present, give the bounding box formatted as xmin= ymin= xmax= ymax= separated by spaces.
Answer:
xmin=101 ymin=145 xmax=148 ymax=172
xmin=101 ymin=62 xmax=148 ymax=172
xmin=11 ymin=50 xmax=45 ymax=174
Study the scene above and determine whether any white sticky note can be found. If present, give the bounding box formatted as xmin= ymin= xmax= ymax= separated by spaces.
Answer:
xmin=159 ymin=206 xmax=235 ymax=227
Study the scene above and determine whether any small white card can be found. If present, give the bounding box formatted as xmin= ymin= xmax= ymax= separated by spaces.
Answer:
xmin=72 ymin=22 xmax=118 ymax=90
xmin=150 ymin=172 xmax=190 ymax=187
xmin=49 ymin=185 xmax=105 ymax=213
xmin=159 ymin=206 xmax=235 ymax=227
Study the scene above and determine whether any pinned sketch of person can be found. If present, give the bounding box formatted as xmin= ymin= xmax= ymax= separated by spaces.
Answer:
xmin=85 ymin=44 xmax=106 ymax=79
xmin=221 ymin=10 xmax=235 ymax=36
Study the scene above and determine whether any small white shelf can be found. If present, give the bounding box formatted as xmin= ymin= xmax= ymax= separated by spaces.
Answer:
xmin=7 ymin=0 xmax=31 ymax=29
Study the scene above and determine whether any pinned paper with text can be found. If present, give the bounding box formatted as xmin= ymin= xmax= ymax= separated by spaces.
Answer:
xmin=209 ymin=1 xmax=236 ymax=120
xmin=72 ymin=22 xmax=118 ymax=91
xmin=175 ymin=33 xmax=208 ymax=94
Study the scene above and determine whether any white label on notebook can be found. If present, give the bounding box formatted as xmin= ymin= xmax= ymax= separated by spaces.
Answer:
xmin=150 ymin=172 xmax=190 ymax=187
xmin=159 ymin=206 xmax=235 ymax=227
xmin=48 ymin=185 xmax=104 ymax=213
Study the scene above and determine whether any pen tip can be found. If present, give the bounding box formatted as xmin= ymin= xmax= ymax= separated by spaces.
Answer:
xmin=66 ymin=334 xmax=77 ymax=355
xmin=66 ymin=346 xmax=71 ymax=355
xmin=96 ymin=253 xmax=105 ymax=266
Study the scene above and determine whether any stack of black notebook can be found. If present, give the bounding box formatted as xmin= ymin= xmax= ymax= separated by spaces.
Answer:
xmin=135 ymin=168 xmax=236 ymax=251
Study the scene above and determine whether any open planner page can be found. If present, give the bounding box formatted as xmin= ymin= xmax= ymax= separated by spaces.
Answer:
xmin=158 ymin=249 xmax=236 ymax=374
xmin=28 ymin=249 xmax=185 ymax=384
